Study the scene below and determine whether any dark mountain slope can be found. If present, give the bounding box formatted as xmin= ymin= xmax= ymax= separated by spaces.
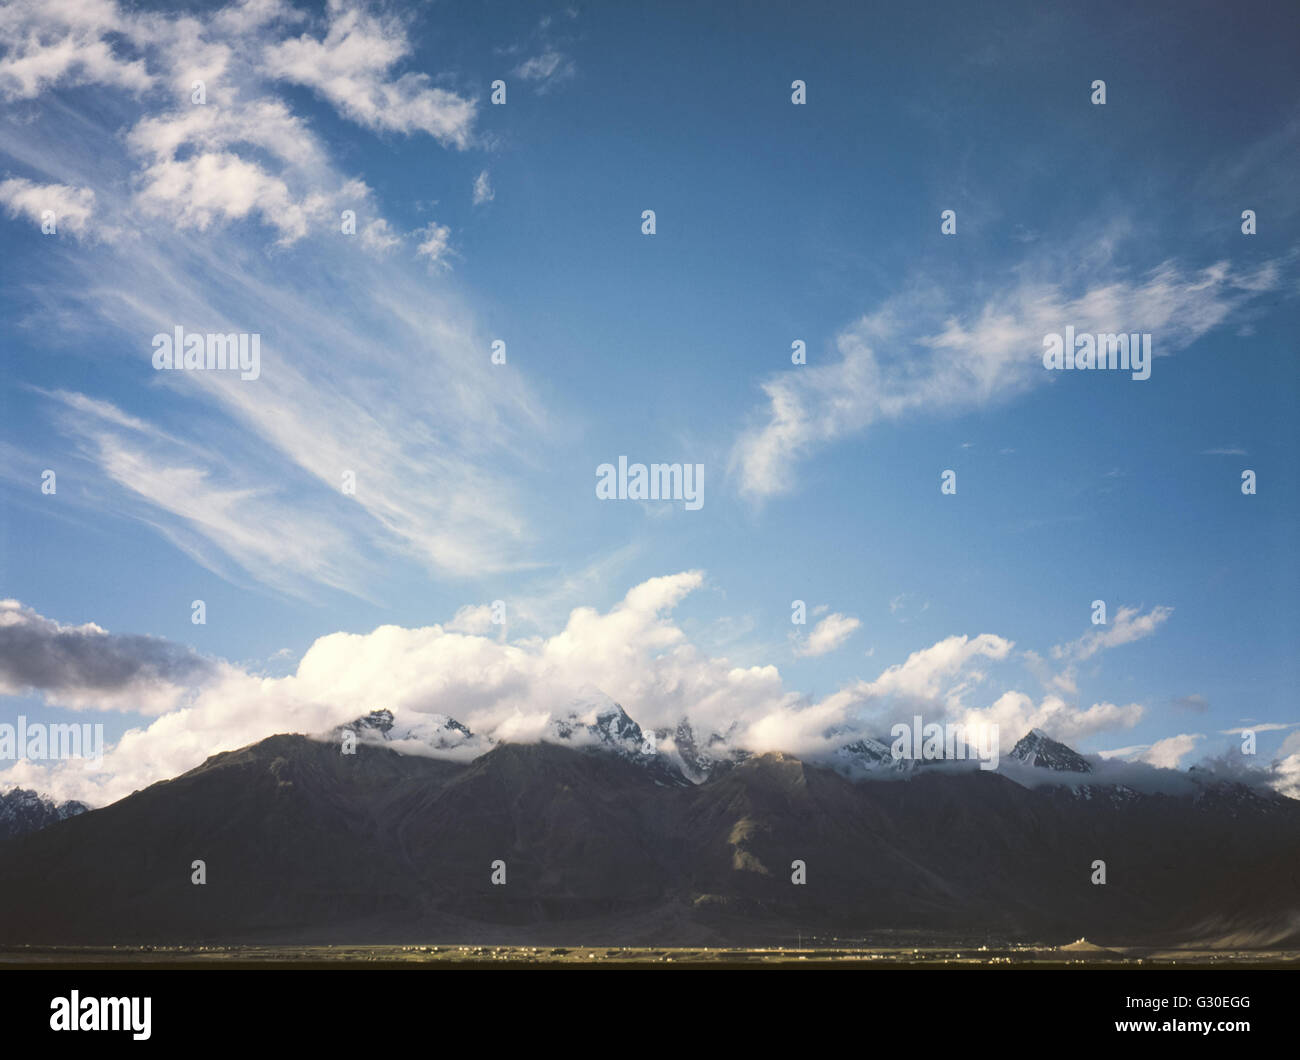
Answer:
xmin=391 ymin=741 xmax=679 ymax=922
xmin=0 ymin=729 xmax=1296 ymax=947
xmin=0 ymin=735 xmax=456 ymax=943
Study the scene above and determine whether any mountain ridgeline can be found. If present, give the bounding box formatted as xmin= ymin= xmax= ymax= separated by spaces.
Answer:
xmin=0 ymin=787 xmax=87 ymax=841
xmin=0 ymin=698 xmax=1297 ymax=949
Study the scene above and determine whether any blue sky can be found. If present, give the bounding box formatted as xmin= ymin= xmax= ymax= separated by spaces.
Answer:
xmin=0 ymin=0 xmax=1297 ymax=803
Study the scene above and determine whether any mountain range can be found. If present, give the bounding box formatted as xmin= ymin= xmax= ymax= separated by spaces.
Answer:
xmin=0 ymin=787 xmax=87 ymax=841
xmin=0 ymin=697 xmax=1296 ymax=949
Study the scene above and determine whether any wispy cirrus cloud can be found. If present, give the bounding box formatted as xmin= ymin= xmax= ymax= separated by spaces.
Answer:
xmin=41 ymin=388 xmax=374 ymax=598
xmin=1020 ymin=604 xmax=1172 ymax=697
xmin=513 ymin=50 xmax=575 ymax=92
xmin=731 ymin=257 xmax=1284 ymax=500
xmin=0 ymin=0 xmax=551 ymax=590
xmin=1218 ymin=722 xmax=1298 ymax=735
xmin=1051 ymin=604 xmax=1174 ymax=664
xmin=503 ymin=9 xmax=579 ymax=95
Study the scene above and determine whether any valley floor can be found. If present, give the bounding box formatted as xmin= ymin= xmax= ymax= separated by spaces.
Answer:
xmin=2 ymin=943 xmax=1297 ymax=969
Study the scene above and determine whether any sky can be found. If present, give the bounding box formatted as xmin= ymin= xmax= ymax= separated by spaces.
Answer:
xmin=0 ymin=0 xmax=1297 ymax=805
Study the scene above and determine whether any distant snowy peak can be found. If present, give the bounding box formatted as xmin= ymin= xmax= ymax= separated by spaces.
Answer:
xmin=658 ymin=716 xmax=745 ymax=783
xmin=339 ymin=709 xmax=481 ymax=751
xmin=828 ymin=736 xmax=916 ymax=778
xmin=1186 ymin=766 xmax=1294 ymax=813
xmin=342 ymin=709 xmax=397 ymax=738
xmin=0 ymin=787 xmax=88 ymax=840
xmin=337 ymin=696 xmax=687 ymax=778
xmin=1009 ymin=729 xmax=1093 ymax=773
xmin=544 ymin=692 xmax=692 ymax=786
xmin=840 ymin=736 xmax=899 ymax=763
xmin=547 ymin=691 xmax=652 ymax=756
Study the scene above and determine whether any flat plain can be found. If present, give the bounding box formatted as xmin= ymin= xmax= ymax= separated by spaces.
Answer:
xmin=3 ymin=942 xmax=1297 ymax=969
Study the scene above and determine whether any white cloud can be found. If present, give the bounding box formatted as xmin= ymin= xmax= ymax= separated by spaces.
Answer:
xmin=793 ymin=612 xmax=859 ymax=657
xmin=472 ymin=169 xmax=493 ymax=205
xmin=359 ymin=216 xmax=400 ymax=253
xmin=212 ymin=0 xmax=302 ymax=36
xmin=135 ymin=149 xmax=315 ymax=244
xmin=1097 ymin=743 xmax=1147 ymax=760
xmin=0 ymin=177 xmax=96 ymax=238
xmin=887 ymin=593 xmax=929 ymax=623
xmin=0 ymin=2 xmax=462 ymax=251
xmin=1281 ymin=731 xmax=1300 ymax=756
xmin=124 ymin=99 xmax=359 ymax=245
xmin=445 ymin=604 xmax=497 ymax=635
xmin=1219 ymin=721 xmax=1298 ymax=735
xmin=1102 ymin=732 xmax=1204 ymax=769
xmin=861 ymin=633 xmax=1013 ymax=704
xmin=263 ymin=0 xmax=475 ymax=145
xmin=1272 ymin=752 xmax=1300 ymax=800
xmin=0 ymin=0 xmax=543 ymax=586
xmin=1023 ymin=605 xmax=1172 ymax=698
xmin=967 ymin=691 xmax=1145 ymax=746
xmin=0 ymin=0 xmax=152 ymax=100
xmin=513 ymin=49 xmax=574 ymax=92
xmin=1143 ymin=733 xmax=1204 ymax=768
xmin=415 ymin=221 xmax=453 ymax=268
xmin=731 ymin=258 xmax=1284 ymax=499
xmin=2 ymin=572 xmax=1192 ymax=806
xmin=1051 ymin=604 xmax=1173 ymax=663
xmin=125 ymin=98 xmax=329 ymax=172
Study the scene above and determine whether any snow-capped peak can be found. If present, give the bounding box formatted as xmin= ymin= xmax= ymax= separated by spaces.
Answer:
xmin=547 ymin=690 xmax=651 ymax=755
xmin=0 ymin=786 xmax=88 ymax=840
xmin=1008 ymin=729 xmax=1093 ymax=773
xmin=654 ymin=716 xmax=745 ymax=783
xmin=542 ymin=691 xmax=695 ymax=786
xmin=827 ymin=735 xmax=916 ymax=778
xmin=337 ymin=709 xmax=483 ymax=753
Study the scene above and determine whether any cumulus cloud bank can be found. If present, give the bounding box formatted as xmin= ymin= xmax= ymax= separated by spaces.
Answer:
xmin=2 ymin=573 xmax=1222 ymax=807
